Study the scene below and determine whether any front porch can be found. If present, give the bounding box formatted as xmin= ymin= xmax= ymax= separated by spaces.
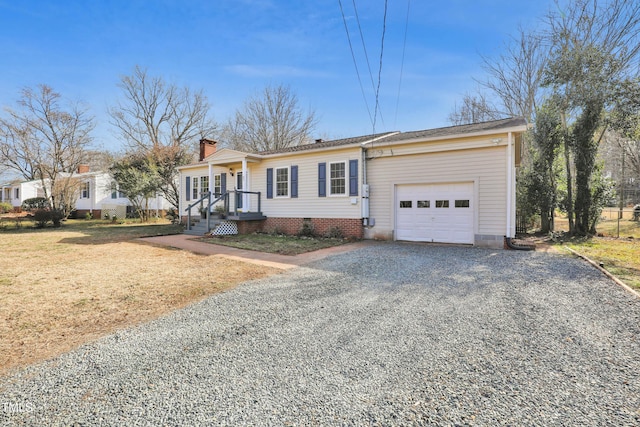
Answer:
xmin=184 ymin=190 xmax=266 ymax=236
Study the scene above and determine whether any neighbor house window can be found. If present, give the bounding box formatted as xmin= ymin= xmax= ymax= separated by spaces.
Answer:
xmin=214 ymin=174 xmax=221 ymax=195
xmin=329 ymin=162 xmax=346 ymax=195
xmin=111 ymin=183 xmax=125 ymax=199
xmin=276 ymin=167 xmax=289 ymax=197
xmin=81 ymin=182 xmax=90 ymax=199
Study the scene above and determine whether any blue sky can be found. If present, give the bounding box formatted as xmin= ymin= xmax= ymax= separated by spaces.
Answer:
xmin=0 ymin=0 xmax=554 ymax=152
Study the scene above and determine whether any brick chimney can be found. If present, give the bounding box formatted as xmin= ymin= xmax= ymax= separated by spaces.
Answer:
xmin=199 ymin=138 xmax=217 ymax=161
xmin=77 ymin=164 xmax=90 ymax=174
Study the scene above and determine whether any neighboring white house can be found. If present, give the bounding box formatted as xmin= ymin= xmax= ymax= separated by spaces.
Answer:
xmin=0 ymin=166 xmax=170 ymax=219
xmin=178 ymin=118 xmax=528 ymax=248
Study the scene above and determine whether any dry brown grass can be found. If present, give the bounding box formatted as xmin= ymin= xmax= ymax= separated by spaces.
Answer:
xmin=0 ymin=222 xmax=280 ymax=376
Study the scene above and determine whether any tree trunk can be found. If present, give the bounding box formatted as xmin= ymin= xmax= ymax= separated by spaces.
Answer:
xmin=563 ymin=132 xmax=575 ymax=234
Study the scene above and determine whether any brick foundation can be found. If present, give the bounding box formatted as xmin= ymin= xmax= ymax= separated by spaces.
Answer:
xmin=262 ymin=217 xmax=363 ymax=239
xmin=237 ymin=219 xmax=265 ymax=235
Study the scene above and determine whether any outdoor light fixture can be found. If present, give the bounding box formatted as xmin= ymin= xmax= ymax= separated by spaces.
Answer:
xmin=229 ymin=168 xmax=234 ymax=176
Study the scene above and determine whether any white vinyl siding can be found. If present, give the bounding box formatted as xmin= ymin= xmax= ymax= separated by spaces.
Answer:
xmin=366 ymin=145 xmax=508 ymax=239
xmin=251 ymin=147 xmax=361 ymax=218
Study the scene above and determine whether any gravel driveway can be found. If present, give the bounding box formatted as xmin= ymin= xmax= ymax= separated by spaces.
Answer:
xmin=1 ymin=242 xmax=639 ymax=426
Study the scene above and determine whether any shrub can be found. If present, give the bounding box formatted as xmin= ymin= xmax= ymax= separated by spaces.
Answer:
xmin=298 ymin=221 xmax=315 ymax=237
xmin=324 ymin=226 xmax=344 ymax=239
xmin=51 ymin=209 xmax=65 ymax=227
xmin=0 ymin=202 xmax=13 ymax=214
xmin=22 ymin=197 xmax=50 ymax=212
xmin=84 ymin=212 xmax=93 ymax=220
xmin=32 ymin=209 xmax=52 ymax=228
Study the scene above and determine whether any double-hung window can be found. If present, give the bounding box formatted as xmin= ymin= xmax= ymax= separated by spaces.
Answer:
xmin=214 ymin=174 xmax=221 ymax=196
xmin=192 ymin=177 xmax=199 ymax=200
xmin=276 ymin=167 xmax=289 ymax=197
xmin=329 ymin=162 xmax=346 ymax=195
xmin=200 ymin=176 xmax=209 ymax=196
xmin=81 ymin=182 xmax=90 ymax=199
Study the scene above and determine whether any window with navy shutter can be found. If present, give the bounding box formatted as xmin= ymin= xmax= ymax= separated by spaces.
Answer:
xmin=318 ymin=163 xmax=326 ymax=197
xmin=349 ymin=159 xmax=358 ymax=196
xmin=291 ymin=165 xmax=298 ymax=198
xmin=185 ymin=176 xmax=191 ymax=201
xmin=221 ymin=173 xmax=227 ymax=194
xmin=266 ymin=168 xmax=273 ymax=199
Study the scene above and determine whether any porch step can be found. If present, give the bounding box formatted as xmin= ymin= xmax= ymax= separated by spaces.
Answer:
xmin=183 ymin=217 xmax=224 ymax=236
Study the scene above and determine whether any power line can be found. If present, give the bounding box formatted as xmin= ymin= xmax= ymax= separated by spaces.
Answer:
xmin=352 ymin=0 xmax=377 ymax=98
xmin=372 ymin=0 xmax=388 ymax=135
xmin=394 ymin=0 xmax=411 ymax=128
xmin=338 ymin=0 xmax=374 ymax=127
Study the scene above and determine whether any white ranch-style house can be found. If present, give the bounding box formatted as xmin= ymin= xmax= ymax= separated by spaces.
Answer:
xmin=179 ymin=117 xmax=528 ymax=248
xmin=0 ymin=166 xmax=169 ymax=219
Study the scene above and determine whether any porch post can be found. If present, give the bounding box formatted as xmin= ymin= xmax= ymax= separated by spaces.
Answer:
xmin=208 ymin=163 xmax=213 ymax=194
xmin=242 ymin=159 xmax=248 ymax=212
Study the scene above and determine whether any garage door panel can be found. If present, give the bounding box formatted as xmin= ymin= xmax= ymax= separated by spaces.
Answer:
xmin=395 ymin=183 xmax=474 ymax=244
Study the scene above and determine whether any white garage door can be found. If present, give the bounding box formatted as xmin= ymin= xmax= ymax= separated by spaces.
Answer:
xmin=395 ymin=182 xmax=474 ymax=244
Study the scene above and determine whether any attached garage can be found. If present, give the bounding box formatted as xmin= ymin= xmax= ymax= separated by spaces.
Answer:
xmin=395 ymin=182 xmax=474 ymax=244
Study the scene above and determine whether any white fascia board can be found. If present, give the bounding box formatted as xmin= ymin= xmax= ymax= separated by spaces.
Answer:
xmin=361 ymin=125 xmax=529 ymax=148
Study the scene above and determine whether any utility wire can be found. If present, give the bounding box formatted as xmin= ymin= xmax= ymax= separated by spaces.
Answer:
xmin=394 ymin=0 xmax=410 ymax=128
xmin=352 ymin=0 xmax=377 ymax=99
xmin=372 ymin=0 xmax=388 ymax=135
xmin=338 ymin=0 xmax=374 ymax=127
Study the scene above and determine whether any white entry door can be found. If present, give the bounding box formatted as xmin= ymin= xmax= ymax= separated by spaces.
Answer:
xmin=395 ymin=182 xmax=474 ymax=244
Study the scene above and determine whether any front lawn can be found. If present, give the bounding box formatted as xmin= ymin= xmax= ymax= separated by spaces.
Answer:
xmin=548 ymin=216 xmax=640 ymax=290
xmin=0 ymin=219 xmax=280 ymax=376
xmin=199 ymin=233 xmax=349 ymax=255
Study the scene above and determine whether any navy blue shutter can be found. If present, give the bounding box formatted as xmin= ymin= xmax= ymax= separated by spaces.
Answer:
xmin=318 ymin=163 xmax=326 ymax=197
xmin=349 ymin=159 xmax=358 ymax=196
xmin=185 ymin=176 xmax=191 ymax=201
xmin=266 ymin=168 xmax=273 ymax=199
xmin=221 ymin=173 xmax=227 ymax=194
xmin=291 ymin=165 xmax=298 ymax=198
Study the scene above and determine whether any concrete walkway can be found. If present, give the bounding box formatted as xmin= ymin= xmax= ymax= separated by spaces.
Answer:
xmin=138 ymin=234 xmax=371 ymax=270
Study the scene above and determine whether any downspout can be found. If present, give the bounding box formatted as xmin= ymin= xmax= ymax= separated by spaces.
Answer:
xmin=506 ymin=132 xmax=513 ymax=239
xmin=505 ymin=131 xmax=534 ymax=250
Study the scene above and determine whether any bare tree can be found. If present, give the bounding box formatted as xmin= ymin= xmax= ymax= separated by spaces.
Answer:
xmin=0 ymin=85 xmax=94 ymax=214
xmin=109 ymin=66 xmax=217 ymax=209
xmin=479 ymin=26 xmax=548 ymax=123
xmin=221 ymin=84 xmax=318 ymax=152
xmin=447 ymin=92 xmax=502 ymax=126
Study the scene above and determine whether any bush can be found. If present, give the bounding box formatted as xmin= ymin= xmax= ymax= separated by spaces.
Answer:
xmin=324 ymin=226 xmax=344 ymax=239
xmin=31 ymin=208 xmax=65 ymax=228
xmin=298 ymin=221 xmax=315 ymax=237
xmin=51 ymin=209 xmax=65 ymax=227
xmin=32 ymin=209 xmax=52 ymax=228
xmin=0 ymin=202 xmax=13 ymax=214
xmin=22 ymin=197 xmax=49 ymax=212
